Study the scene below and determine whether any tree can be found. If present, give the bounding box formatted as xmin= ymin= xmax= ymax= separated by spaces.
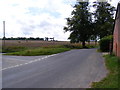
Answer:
xmin=93 ymin=2 xmax=115 ymax=39
xmin=64 ymin=1 xmax=92 ymax=48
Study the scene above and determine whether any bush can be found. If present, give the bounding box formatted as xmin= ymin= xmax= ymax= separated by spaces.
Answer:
xmin=99 ymin=35 xmax=113 ymax=52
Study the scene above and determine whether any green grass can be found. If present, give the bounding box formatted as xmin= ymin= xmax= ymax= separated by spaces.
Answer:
xmin=1 ymin=46 xmax=28 ymax=53
xmin=5 ymin=47 xmax=71 ymax=56
xmin=91 ymin=54 xmax=119 ymax=88
xmin=2 ymin=44 xmax=98 ymax=56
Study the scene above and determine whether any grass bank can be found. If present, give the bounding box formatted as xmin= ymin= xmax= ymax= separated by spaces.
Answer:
xmin=5 ymin=47 xmax=71 ymax=56
xmin=2 ymin=46 xmax=28 ymax=53
xmin=91 ymin=54 xmax=119 ymax=88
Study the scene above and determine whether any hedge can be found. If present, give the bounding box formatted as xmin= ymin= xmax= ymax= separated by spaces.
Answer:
xmin=99 ymin=35 xmax=113 ymax=52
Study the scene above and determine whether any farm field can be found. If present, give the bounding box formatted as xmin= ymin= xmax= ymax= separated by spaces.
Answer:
xmin=1 ymin=40 xmax=98 ymax=48
xmin=0 ymin=40 xmax=98 ymax=56
xmin=1 ymin=40 xmax=70 ymax=48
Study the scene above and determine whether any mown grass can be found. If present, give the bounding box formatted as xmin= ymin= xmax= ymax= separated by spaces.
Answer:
xmin=91 ymin=54 xmax=119 ymax=88
xmin=5 ymin=47 xmax=71 ymax=56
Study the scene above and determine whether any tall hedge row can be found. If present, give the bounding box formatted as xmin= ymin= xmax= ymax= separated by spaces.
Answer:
xmin=99 ymin=35 xmax=113 ymax=52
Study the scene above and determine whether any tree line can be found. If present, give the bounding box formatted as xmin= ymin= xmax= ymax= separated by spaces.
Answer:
xmin=1 ymin=37 xmax=44 ymax=40
xmin=1 ymin=37 xmax=55 ymax=41
xmin=64 ymin=1 xmax=115 ymax=48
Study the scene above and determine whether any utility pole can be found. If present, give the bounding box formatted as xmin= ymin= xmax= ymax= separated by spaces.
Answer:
xmin=3 ymin=21 xmax=5 ymax=47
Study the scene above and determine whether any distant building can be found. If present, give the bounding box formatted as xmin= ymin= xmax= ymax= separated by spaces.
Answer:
xmin=113 ymin=3 xmax=120 ymax=58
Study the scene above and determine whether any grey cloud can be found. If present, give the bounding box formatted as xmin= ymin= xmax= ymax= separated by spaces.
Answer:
xmin=29 ymin=25 xmax=36 ymax=29
xmin=21 ymin=23 xmax=38 ymax=35
xmin=38 ymin=21 xmax=51 ymax=27
xmin=21 ymin=27 xmax=33 ymax=35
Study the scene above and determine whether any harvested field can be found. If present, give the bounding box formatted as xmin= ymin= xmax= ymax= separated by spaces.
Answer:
xmin=1 ymin=40 xmax=70 ymax=48
xmin=1 ymin=40 xmax=98 ymax=53
xmin=1 ymin=40 xmax=98 ymax=48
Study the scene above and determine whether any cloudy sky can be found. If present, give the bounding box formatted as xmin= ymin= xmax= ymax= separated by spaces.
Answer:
xmin=0 ymin=0 xmax=119 ymax=41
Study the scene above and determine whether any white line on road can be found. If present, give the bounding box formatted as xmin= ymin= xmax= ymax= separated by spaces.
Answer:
xmin=1 ymin=54 xmax=57 ymax=71
xmin=3 ymin=57 xmax=28 ymax=62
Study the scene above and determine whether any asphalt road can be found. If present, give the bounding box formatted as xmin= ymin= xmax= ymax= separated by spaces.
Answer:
xmin=2 ymin=49 xmax=108 ymax=88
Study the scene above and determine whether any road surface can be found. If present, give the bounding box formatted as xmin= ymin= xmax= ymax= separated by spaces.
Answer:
xmin=2 ymin=49 xmax=108 ymax=88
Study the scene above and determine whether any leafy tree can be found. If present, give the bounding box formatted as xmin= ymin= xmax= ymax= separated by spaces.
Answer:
xmin=93 ymin=2 xmax=115 ymax=39
xmin=64 ymin=1 xmax=92 ymax=48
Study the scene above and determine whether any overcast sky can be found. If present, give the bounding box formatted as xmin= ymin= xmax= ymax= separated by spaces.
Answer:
xmin=0 ymin=0 xmax=119 ymax=41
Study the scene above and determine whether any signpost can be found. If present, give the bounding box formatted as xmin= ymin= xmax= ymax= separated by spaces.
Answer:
xmin=3 ymin=21 xmax=5 ymax=47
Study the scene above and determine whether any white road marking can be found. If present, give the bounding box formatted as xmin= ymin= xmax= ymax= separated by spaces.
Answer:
xmin=3 ymin=57 xmax=28 ymax=62
xmin=1 ymin=54 xmax=57 ymax=71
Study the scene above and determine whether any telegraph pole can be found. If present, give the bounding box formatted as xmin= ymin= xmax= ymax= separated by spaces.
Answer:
xmin=3 ymin=21 xmax=5 ymax=47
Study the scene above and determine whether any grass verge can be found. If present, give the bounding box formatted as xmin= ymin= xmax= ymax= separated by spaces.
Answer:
xmin=5 ymin=47 xmax=71 ymax=56
xmin=2 ymin=44 xmax=98 ymax=56
xmin=2 ymin=43 xmax=96 ymax=56
xmin=1 ymin=46 xmax=28 ymax=53
xmin=91 ymin=54 xmax=119 ymax=88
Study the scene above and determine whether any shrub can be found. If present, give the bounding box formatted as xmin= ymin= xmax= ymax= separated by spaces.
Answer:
xmin=99 ymin=35 xmax=113 ymax=52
